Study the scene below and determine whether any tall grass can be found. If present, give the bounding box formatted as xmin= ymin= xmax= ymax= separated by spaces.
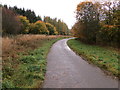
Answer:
xmin=2 ymin=35 xmax=64 ymax=60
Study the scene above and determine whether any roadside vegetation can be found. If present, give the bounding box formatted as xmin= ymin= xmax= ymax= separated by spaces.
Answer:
xmin=68 ymin=39 xmax=120 ymax=78
xmin=1 ymin=3 xmax=70 ymax=88
xmin=70 ymin=1 xmax=120 ymax=78
xmin=71 ymin=1 xmax=120 ymax=47
xmin=2 ymin=35 xmax=69 ymax=88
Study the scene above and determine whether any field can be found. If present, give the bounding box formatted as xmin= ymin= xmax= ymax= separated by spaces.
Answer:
xmin=2 ymin=35 xmax=69 ymax=88
xmin=67 ymin=39 xmax=120 ymax=78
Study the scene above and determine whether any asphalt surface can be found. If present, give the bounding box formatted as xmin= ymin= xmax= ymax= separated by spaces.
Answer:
xmin=43 ymin=38 xmax=119 ymax=88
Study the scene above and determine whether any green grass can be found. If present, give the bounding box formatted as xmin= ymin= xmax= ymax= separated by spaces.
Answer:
xmin=67 ymin=39 xmax=119 ymax=77
xmin=2 ymin=37 xmax=67 ymax=88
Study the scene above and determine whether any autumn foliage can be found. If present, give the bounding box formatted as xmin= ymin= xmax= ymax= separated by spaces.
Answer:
xmin=18 ymin=16 xmax=30 ymax=34
xmin=2 ymin=5 xmax=70 ymax=36
xmin=44 ymin=16 xmax=69 ymax=35
xmin=32 ymin=21 xmax=49 ymax=34
xmin=46 ymin=23 xmax=58 ymax=35
xmin=72 ymin=1 xmax=120 ymax=47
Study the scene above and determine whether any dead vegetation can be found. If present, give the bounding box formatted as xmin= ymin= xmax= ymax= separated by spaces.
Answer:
xmin=2 ymin=35 xmax=65 ymax=61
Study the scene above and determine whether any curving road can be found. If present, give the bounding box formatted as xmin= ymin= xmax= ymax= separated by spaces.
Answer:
xmin=43 ymin=38 xmax=119 ymax=88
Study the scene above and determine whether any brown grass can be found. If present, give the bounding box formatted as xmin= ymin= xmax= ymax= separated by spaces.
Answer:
xmin=2 ymin=35 xmax=66 ymax=61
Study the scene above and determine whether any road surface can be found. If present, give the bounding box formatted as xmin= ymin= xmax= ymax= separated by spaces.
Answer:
xmin=43 ymin=38 xmax=119 ymax=88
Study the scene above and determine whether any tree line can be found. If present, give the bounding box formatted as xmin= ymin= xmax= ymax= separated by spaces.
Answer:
xmin=44 ymin=16 xmax=69 ymax=35
xmin=2 ymin=5 xmax=70 ymax=36
xmin=71 ymin=1 xmax=120 ymax=48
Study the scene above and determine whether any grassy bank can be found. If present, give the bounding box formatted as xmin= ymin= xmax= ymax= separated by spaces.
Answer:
xmin=2 ymin=35 xmax=69 ymax=88
xmin=67 ymin=39 xmax=119 ymax=78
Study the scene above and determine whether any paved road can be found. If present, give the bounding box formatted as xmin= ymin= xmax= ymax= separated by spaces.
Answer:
xmin=43 ymin=38 xmax=119 ymax=88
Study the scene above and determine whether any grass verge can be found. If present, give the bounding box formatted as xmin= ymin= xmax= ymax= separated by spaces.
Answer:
xmin=2 ymin=35 xmax=68 ymax=88
xmin=67 ymin=39 xmax=119 ymax=78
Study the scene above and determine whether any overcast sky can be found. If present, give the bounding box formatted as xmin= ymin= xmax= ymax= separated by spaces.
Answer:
xmin=0 ymin=0 xmax=117 ymax=29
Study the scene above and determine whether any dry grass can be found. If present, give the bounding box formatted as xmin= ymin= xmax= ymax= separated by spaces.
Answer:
xmin=2 ymin=34 xmax=69 ymax=70
xmin=2 ymin=35 xmax=65 ymax=61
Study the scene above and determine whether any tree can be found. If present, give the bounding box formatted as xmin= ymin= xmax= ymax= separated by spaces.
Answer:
xmin=93 ymin=1 xmax=120 ymax=47
xmin=3 ymin=5 xmax=8 ymax=9
xmin=2 ymin=8 xmax=22 ymax=35
xmin=76 ymin=1 xmax=100 ymax=43
xmin=46 ymin=23 xmax=58 ymax=35
xmin=44 ymin=16 xmax=69 ymax=35
xmin=36 ymin=15 xmax=42 ymax=21
xmin=61 ymin=22 xmax=69 ymax=35
xmin=29 ymin=23 xmax=37 ymax=34
xmin=57 ymin=19 xmax=62 ymax=35
xmin=103 ymin=2 xmax=113 ymax=25
xmin=100 ymin=1 xmax=120 ymax=26
xmin=72 ymin=21 xmax=85 ymax=38
xmin=112 ymin=1 xmax=120 ymax=25
xmin=24 ymin=10 xmax=37 ymax=23
xmin=8 ymin=5 xmax=42 ymax=23
xmin=18 ymin=16 xmax=30 ymax=34
xmin=29 ymin=21 xmax=49 ymax=34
